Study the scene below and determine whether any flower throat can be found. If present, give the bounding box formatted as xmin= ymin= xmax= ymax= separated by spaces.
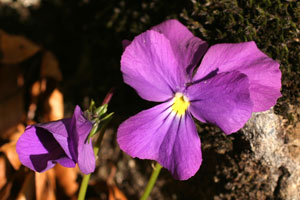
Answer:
xmin=172 ymin=93 xmax=190 ymax=116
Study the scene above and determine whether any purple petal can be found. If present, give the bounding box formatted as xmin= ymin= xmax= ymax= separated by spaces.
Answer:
xmin=193 ymin=42 xmax=281 ymax=112
xmin=187 ymin=71 xmax=253 ymax=134
xmin=16 ymin=125 xmax=75 ymax=172
xmin=70 ymin=105 xmax=95 ymax=174
xmin=151 ymin=19 xmax=208 ymax=78
xmin=117 ymin=102 xmax=202 ymax=180
xmin=121 ymin=30 xmax=186 ymax=102
xmin=159 ymin=113 xmax=202 ymax=180
xmin=35 ymin=118 xmax=73 ymax=159
xmin=16 ymin=106 xmax=94 ymax=174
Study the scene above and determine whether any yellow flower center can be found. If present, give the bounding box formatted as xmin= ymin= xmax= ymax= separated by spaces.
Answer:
xmin=171 ymin=93 xmax=190 ymax=116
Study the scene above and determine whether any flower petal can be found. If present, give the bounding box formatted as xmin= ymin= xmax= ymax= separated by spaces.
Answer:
xmin=159 ymin=113 xmax=202 ymax=180
xmin=193 ymin=42 xmax=281 ymax=112
xmin=121 ymin=30 xmax=185 ymax=102
xmin=151 ymin=19 xmax=208 ymax=78
xmin=117 ymin=102 xmax=202 ymax=180
xmin=16 ymin=125 xmax=75 ymax=172
xmin=34 ymin=118 xmax=73 ymax=159
xmin=70 ymin=105 xmax=95 ymax=174
xmin=187 ymin=71 xmax=253 ymax=134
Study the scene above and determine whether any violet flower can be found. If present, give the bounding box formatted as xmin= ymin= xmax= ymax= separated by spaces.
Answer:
xmin=117 ymin=19 xmax=281 ymax=180
xmin=16 ymin=105 xmax=95 ymax=174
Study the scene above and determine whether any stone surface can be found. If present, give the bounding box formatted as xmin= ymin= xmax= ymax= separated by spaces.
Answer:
xmin=243 ymin=108 xmax=300 ymax=200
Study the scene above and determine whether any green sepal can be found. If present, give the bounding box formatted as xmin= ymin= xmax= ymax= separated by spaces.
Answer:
xmin=101 ymin=112 xmax=114 ymax=122
xmin=95 ymin=104 xmax=108 ymax=117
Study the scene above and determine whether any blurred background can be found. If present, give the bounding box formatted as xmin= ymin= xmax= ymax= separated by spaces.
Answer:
xmin=0 ymin=0 xmax=299 ymax=199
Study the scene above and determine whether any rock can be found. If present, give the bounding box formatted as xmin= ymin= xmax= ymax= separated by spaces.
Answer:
xmin=243 ymin=108 xmax=300 ymax=200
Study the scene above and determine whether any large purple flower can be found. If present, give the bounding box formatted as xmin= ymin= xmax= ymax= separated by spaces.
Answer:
xmin=117 ymin=19 xmax=281 ymax=180
xmin=16 ymin=105 xmax=95 ymax=174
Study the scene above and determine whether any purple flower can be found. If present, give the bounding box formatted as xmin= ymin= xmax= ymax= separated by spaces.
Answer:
xmin=16 ymin=106 xmax=95 ymax=174
xmin=117 ymin=19 xmax=281 ymax=180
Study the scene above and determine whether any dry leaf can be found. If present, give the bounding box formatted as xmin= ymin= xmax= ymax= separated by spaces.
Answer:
xmin=0 ymin=176 xmax=13 ymax=200
xmin=27 ymin=79 xmax=48 ymax=120
xmin=0 ymin=64 xmax=24 ymax=136
xmin=40 ymin=51 xmax=62 ymax=81
xmin=27 ymin=80 xmax=44 ymax=120
xmin=35 ymin=172 xmax=47 ymax=200
xmin=0 ymin=156 xmax=7 ymax=190
xmin=0 ymin=123 xmax=24 ymax=170
xmin=9 ymin=124 xmax=25 ymax=142
xmin=0 ymin=30 xmax=40 ymax=64
xmin=0 ymin=141 xmax=21 ymax=170
xmin=28 ymin=81 xmax=64 ymax=122
xmin=1 ymin=123 xmax=24 ymax=141
xmin=0 ymin=154 xmax=25 ymax=200
xmin=108 ymin=185 xmax=127 ymax=200
xmin=16 ymin=172 xmax=35 ymax=200
xmin=47 ymin=88 xmax=64 ymax=121
xmin=88 ymin=165 xmax=128 ymax=200
xmin=0 ymin=91 xmax=24 ymax=136
xmin=107 ymin=165 xmax=127 ymax=200
xmin=35 ymin=169 xmax=56 ymax=200
xmin=54 ymin=164 xmax=78 ymax=197
xmin=31 ymin=80 xmax=46 ymax=97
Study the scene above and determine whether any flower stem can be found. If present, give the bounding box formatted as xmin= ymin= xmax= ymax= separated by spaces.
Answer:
xmin=140 ymin=162 xmax=163 ymax=200
xmin=78 ymin=173 xmax=91 ymax=200
xmin=78 ymin=89 xmax=115 ymax=200
xmin=78 ymin=116 xmax=112 ymax=200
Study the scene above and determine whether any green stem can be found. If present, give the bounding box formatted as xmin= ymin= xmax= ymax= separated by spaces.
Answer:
xmin=78 ymin=173 xmax=91 ymax=200
xmin=78 ymin=118 xmax=112 ymax=200
xmin=140 ymin=162 xmax=163 ymax=200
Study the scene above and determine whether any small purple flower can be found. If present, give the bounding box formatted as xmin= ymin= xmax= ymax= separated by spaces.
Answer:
xmin=117 ymin=19 xmax=281 ymax=180
xmin=16 ymin=105 xmax=95 ymax=174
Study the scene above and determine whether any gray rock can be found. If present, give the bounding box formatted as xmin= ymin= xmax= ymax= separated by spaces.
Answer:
xmin=243 ymin=108 xmax=300 ymax=200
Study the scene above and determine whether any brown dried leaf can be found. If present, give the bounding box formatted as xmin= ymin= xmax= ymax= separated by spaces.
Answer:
xmin=40 ymin=51 xmax=62 ymax=81
xmin=1 ymin=123 xmax=24 ymax=141
xmin=54 ymin=164 xmax=78 ymax=197
xmin=0 ymin=123 xmax=24 ymax=170
xmin=0 ymin=158 xmax=26 ymax=200
xmin=0 ymin=141 xmax=21 ymax=170
xmin=47 ymin=88 xmax=64 ymax=121
xmin=35 ymin=169 xmax=56 ymax=200
xmin=0 ymin=176 xmax=13 ymax=200
xmin=0 ymin=156 xmax=7 ymax=190
xmin=108 ymin=185 xmax=127 ymax=200
xmin=27 ymin=79 xmax=47 ymax=120
xmin=0 ymin=65 xmax=24 ymax=136
xmin=16 ymin=172 xmax=35 ymax=200
xmin=31 ymin=80 xmax=43 ymax=97
xmin=0 ymin=91 xmax=24 ymax=138
xmin=35 ymin=171 xmax=47 ymax=200
xmin=0 ymin=30 xmax=40 ymax=64
xmin=107 ymin=166 xmax=127 ymax=200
